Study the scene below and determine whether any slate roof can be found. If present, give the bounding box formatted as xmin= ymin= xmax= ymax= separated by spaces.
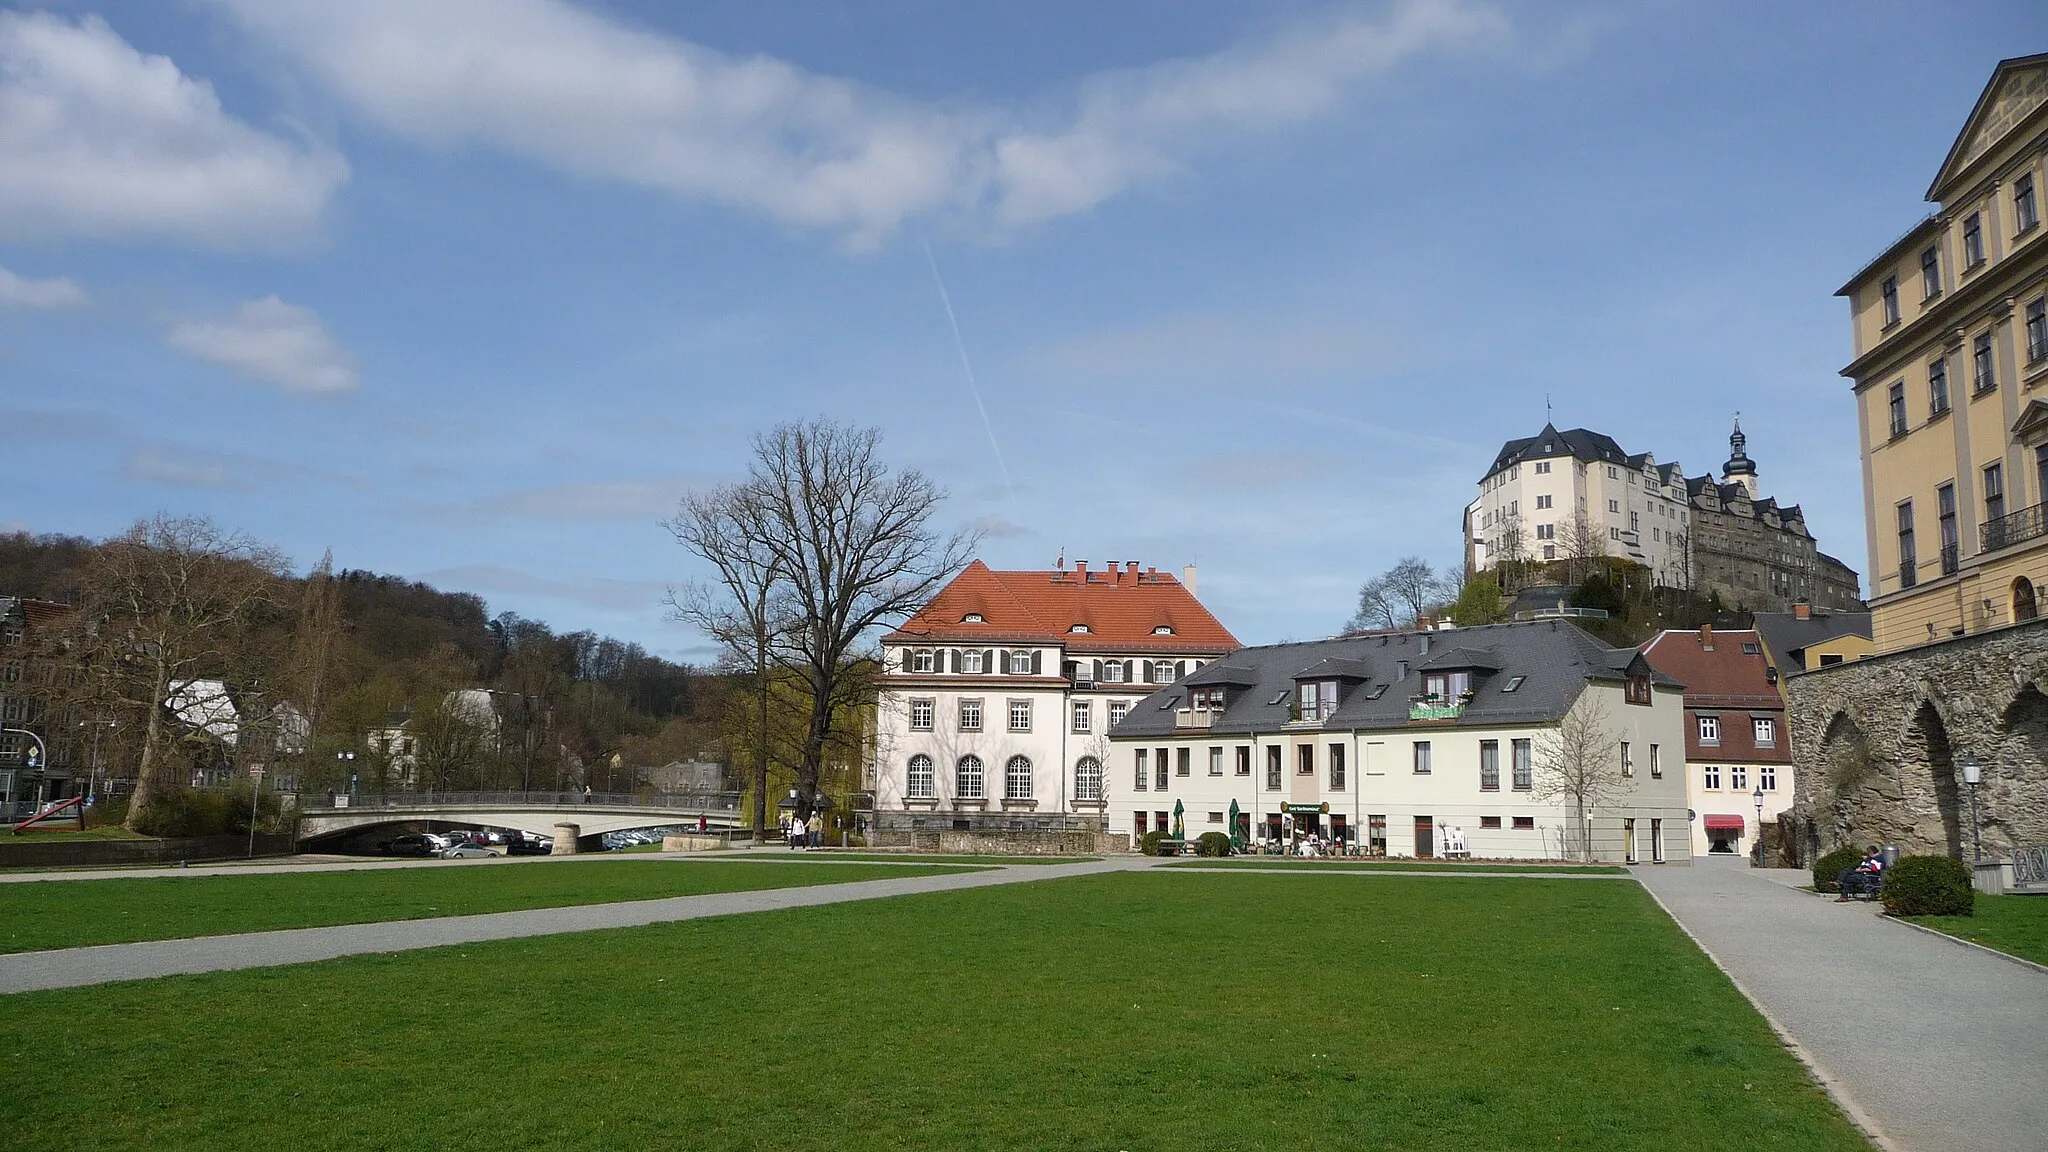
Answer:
xmin=1752 ymin=609 xmax=1873 ymax=669
xmin=1485 ymin=423 xmax=1634 ymax=477
xmin=1109 ymin=620 xmax=1678 ymax=739
xmin=884 ymin=560 xmax=1238 ymax=655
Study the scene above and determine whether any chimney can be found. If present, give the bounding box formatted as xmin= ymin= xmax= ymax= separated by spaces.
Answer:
xmin=1125 ymin=561 xmax=1139 ymax=579
xmin=1074 ymin=559 xmax=1087 ymax=582
xmin=1147 ymin=566 xmax=1157 ymax=584
xmin=1182 ymin=563 xmax=1198 ymax=596
xmin=1699 ymin=623 xmax=1714 ymax=650
xmin=1793 ymin=599 xmax=1812 ymax=621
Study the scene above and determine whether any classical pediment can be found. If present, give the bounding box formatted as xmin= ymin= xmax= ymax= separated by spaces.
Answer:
xmin=2011 ymin=398 xmax=2048 ymax=447
xmin=1930 ymin=56 xmax=2048 ymax=202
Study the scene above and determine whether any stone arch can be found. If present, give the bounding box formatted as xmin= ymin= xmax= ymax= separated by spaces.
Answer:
xmin=1900 ymin=701 xmax=1964 ymax=858
xmin=2016 ymin=577 xmax=2039 ymax=623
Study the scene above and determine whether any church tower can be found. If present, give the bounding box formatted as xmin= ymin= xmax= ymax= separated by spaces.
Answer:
xmin=1721 ymin=417 xmax=1759 ymax=498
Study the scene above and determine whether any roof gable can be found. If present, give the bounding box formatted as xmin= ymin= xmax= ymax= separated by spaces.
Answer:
xmin=1930 ymin=55 xmax=2048 ymax=202
xmin=886 ymin=561 xmax=1238 ymax=651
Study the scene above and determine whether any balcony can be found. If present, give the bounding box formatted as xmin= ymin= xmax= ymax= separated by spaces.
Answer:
xmin=1898 ymin=561 xmax=1917 ymax=590
xmin=1408 ymin=696 xmax=1467 ymax=722
xmin=1982 ymin=502 xmax=2048 ymax=554
xmin=1940 ymin=542 xmax=1960 ymax=576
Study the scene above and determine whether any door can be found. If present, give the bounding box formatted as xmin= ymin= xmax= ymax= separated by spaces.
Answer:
xmin=1414 ymin=817 xmax=1434 ymax=859
xmin=1623 ymin=818 xmax=1637 ymax=864
xmin=1650 ymin=818 xmax=1664 ymax=863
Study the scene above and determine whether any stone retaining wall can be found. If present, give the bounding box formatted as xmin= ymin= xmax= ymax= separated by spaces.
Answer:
xmin=874 ymin=828 xmax=1127 ymax=855
xmin=0 ymin=833 xmax=298 ymax=869
xmin=1784 ymin=618 xmax=2048 ymax=861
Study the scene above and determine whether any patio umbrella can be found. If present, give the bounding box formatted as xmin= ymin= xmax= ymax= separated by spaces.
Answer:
xmin=1228 ymin=798 xmax=1242 ymax=848
xmin=1171 ymin=798 xmax=1185 ymax=840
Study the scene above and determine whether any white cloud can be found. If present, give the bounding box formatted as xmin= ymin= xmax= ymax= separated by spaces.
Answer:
xmin=206 ymin=0 xmax=1507 ymax=244
xmin=0 ymin=265 xmax=88 ymax=308
xmin=167 ymin=296 xmax=360 ymax=394
xmin=427 ymin=477 xmax=704 ymax=522
xmin=0 ymin=11 xmax=346 ymax=249
xmin=121 ymin=446 xmax=238 ymax=491
xmin=412 ymin=564 xmax=670 ymax=613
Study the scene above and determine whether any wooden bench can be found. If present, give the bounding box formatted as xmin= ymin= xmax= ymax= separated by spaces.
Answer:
xmin=1155 ymin=838 xmax=1188 ymax=856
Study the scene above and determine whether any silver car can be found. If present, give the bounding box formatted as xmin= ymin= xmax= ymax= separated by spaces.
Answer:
xmin=438 ymin=842 xmax=500 ymax=859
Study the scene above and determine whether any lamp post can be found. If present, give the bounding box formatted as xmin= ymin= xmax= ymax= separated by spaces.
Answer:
xmin=1960 ymin=753 xmax=1983 ymax=864
xmin=1752 ymin=785 xmax=1766 ymax=867
xmin=335 ymin=750 xmax=356 ymax=804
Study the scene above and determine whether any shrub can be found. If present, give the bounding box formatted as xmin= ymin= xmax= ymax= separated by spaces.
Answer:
xmin=1138 ymin=830 xmax=1168 ymax=856
xmin=1195 ymin=831 xmax=1233 ymax=857
xmin=1881 ymin=855 xmax=1974 ymax=917
xmin=130 ymin=785 xmax=291 ymax=839
xmin=1813 ymin=845 xmax=1865 ymax=893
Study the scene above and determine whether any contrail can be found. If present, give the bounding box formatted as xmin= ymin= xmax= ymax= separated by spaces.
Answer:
xmin=921 ymin=236 xmax=1014 ymax=502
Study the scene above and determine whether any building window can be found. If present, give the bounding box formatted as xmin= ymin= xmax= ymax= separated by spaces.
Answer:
xmin=1008 ymin=699 xmax=1031 ymax=732
xmin=1074 ymin=756 xmax=1103 ymax=802
xmin=1921 ymin=245 xmax=1941 ymax=298
xmin=1297 ymin=744 xmax=1314 ymax=776
xmin=1099 ymin=661 xmax=1124 ymax=683
xmin=1236 ymin=746 xmax=1251 ymax=776
xmin=911 ymin=649 xmax=935 ymax=673
xmin=2018 ymin=172 xmax=2040 ymax=233
xmin=1480 ymin=815 xmax=1502 ymax=829
xmin=1880 ymin=275 xmax=1899 ymax=327
xmin=1607 ymin=465 xmax=1619 ymax=479
xmin=1329 ymin=743 xmax=1346 ymax=790
xmin=1008 ymin=650 xmax=1034 ymax=674
xmin=1134 ymin=749 xmax=1148 ymax=791
xmin=1760 ymin=763 xmax=1777 ymax=791
xmin=1610 ymin=527 xmax=1622 ymax=541
xmin=1731 ymin=764 xmax=1748 ymax=791
xmin=1975 ymin=332 xmax=1996 ymax=392
xmin=1004 ymin=755 xmax=1033 ymax=800
xmin=1536 ymin=523 xmax=1555 ymax=540
xmin=1629 ymin=511 xmax=1639 ymax=532
xmin=1964 ymin=212 xmax=1985 ymax=267
xmin=1620 ymin=740 xmax=1633 ymax=777
xmin=1208 ymin=746 xmax=1223 ymax=776
xmin=1608 ymin=499 xmax=1620 ymax=513
xmin=1699 ymin=715 xmax=1721 ymax=745
xmin=1512 ymin=738 xmax=1532 ymax=790
xmin=1512 ymin=816 xmax=1535 ymax=830
xmin=1535 ymin=461 xmax=1551 ymax=474
xmin=1536 ymin=494 xmax=1552 ymax=509
xmin=1704 ymin=764 xmax=1721 ymax=790
xmin=2029 ymin=298 xmax=2048 ymax=363
xmin=1412 ymin=741 xmax=1432 ymax=774
xmin=1108 ymin=701 xmax=1129 ymax=728
xmin=1626 ymin=674 xmax=1652 ymax=706
xmin=1133 ymin=811 xmax=1147 ymax=834
xmin=1888 ymin=381 xmax=1908 ymax=438
xmin=1938 ymin=483 xmax=1959 ymax=575
xmin=958 ymin=699 xmax=982 ymax=732
xmin=1155 ymin=747 xmax=1169 ymax=791
xmin=961 ymin=649 xmax=984 ymax=674
xmin=2019 ymin=577 xmax=2041 ymax=622
xmin=907 ymin=754 xmax=935 ymax=799
xmin=1479 ymin=740 xmax=1500 ymax=791
xmin=1543 ymin=544 xmax=1556 ymax=560
xmin=909 ymin=698 xmax=934 ymax=731
xmin=1071 ymin=701 xmax=1090 ymax=734
xmin=1897 ymin=501 xmax=1917 ymax=589
xmin=1929 ymin=357 xmax=1949 ymax=415
xmin=1752 ymin=716 xmax=1777 ymax=748
xmin=1266 ymin=745 xmax=1282 ymax=790
xmin=1985 ymin=463 xmax=2006 ymax=526
xmin=1177 ymin=747 xmax=1191 ymax=777
xmin=1649 ymin=743 xmax=1661 ymax=778
xmin=957 ymin=755 xmax=984 ymax=799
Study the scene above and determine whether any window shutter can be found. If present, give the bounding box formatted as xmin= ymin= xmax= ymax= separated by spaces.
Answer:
xmin=949 ymin=649 xmax=960 ymax=673
xmin=1031 ymin=651 xmax=1043 ymax=674
xmin=898 ymin=648 xmax=911 ymax=671
xmin=1124 ymin=660 xmax=1135 ymax=682
xmin=998 ymin=650 xmax=1010 ymax=675
xmin=1092 ymin=659 xmax=1103 ymax=681
xmin=985 ymin=650 xmax=995 ymax=674
xmin=1176 ymin=661 xmax=1186 ymax=679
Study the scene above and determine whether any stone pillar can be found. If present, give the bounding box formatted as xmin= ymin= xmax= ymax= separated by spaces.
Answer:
xmin=551 ymin=823 xmax=580 ymax=854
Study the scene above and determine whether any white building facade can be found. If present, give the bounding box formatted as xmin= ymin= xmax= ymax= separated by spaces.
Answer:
xmin=872 ymin=560 xmax=1238 ymax=837
xmin=1109 ymin=621 xmax=1693 ymax=864
xmin=1467 ymin=423 xmax=1694 ymax=587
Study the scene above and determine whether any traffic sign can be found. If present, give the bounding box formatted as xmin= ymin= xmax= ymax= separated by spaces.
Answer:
xmin=248 ymin=765 xmax=265 ymax=780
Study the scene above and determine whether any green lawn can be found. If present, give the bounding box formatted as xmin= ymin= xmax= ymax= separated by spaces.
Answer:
xmin=1904 ymin=893 xmax=2048 ymax=966
xmin=802 ymin=852 xmax=1096 ymax=865
xmin=1165 ymin=857 xmax=1628 ymax=875
xmin=0 ymin=860 xmax=973 ymax=954
xmin=0 ymin=873 xmax=1865 ymax=1150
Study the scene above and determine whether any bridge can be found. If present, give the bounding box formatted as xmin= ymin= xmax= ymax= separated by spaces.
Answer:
xmin=297 ymin=791 xmax=747 ymax=849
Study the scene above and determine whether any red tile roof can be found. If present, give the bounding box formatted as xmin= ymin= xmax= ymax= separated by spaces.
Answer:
xmin=884 ymin=560 xmax=1238 ymax=654
xmin=1640 ymin=629 xmax=1790 ymax=763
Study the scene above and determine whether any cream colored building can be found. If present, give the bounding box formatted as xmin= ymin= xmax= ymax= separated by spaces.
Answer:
xmin=1838 ymin=54 xmax=2048 ymax=653
xmin=1468 ymin=424 xmax=1694 ymax=587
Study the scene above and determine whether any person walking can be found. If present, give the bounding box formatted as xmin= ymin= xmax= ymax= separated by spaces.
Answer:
xmin=806 ymin=811 xmax=824 ymax=850
xmin=787 ymin=813 xmax=803 ymax=851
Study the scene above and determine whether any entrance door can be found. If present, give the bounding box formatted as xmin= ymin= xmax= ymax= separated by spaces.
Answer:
xmin=1414 ymin=817 xmax=1434 ymax=858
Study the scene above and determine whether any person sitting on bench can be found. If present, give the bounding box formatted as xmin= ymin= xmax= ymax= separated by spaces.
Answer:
xmin=1836 ymin=846 xmax=1884 ymax=900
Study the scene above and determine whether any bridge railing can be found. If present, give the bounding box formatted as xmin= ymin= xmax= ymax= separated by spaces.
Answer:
xmin=300 ymin=790 xmax=743 ymax=813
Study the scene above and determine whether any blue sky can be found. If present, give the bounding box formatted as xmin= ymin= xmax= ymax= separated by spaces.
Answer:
xmin=2 ymin=1 xmax=2042 ymax=662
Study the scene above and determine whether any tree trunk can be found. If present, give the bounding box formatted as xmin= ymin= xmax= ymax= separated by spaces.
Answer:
xmin=123 ymin=664 xmax=170 ymax=833
xmin=752 ymin=627 xmax=770 ymax=839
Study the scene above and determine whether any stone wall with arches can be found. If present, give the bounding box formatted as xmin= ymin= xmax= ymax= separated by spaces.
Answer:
xmin=1785 ymin=618 xmax=2048 ymax=861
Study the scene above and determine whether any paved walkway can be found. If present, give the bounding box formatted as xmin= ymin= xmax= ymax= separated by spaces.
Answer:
xmin=0 ymin=856 xmax=1142 ymax=995
xmin=1635 ymin=857 xmax=2048 ymax=1152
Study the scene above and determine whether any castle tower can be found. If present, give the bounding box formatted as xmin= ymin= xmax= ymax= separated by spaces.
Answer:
xmin=1721 ymin=416 xmax=1759 ymax=499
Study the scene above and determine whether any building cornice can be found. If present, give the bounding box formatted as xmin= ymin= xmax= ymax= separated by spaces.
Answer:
xmin=1839 ymin=242 xmax=2048 ymax=388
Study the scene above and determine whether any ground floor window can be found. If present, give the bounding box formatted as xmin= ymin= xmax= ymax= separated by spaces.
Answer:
xmin=1650 ymin=818 xmax=1664 ymax=863
xmin=1480 ymin=815 xmax=1501 ymax=829
xmin=1761 ymin=764 xmax=1777 ymax=791
xmin=1730 ymin=765 xmax=1747 ymax=791
xmin=1005 ymin=755 xmax=1033 ymax=800
xmin=907 ymin=754 xmax=934 ymax=799
xmin=1074 ymin=756 xmax=1103 ymax=802
xmin=1623 ymin=817 xmax=1637 ymax=863
xmin=957 ymin=755 xmax=984 ymax=800
xmin=1134 ymin=811 xmax=1148 ymax=835
xmin=1512 ymin=816 xmax=1535 ymax=830
xmin=1368 ymin=815 xmax=1386 ymax=855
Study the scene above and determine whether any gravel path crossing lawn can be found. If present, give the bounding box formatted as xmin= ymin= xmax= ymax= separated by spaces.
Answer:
xmin=1635 ymin=857 xmax=2048 ymax=1152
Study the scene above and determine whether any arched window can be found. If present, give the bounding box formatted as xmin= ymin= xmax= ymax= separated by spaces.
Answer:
xmin=1005 ymin=755 xmax=1033 ymax=800
xmin=956 ymin=755 xmax=984 ymax=800
xmin=1074 ymin=756 xmax=1103 ymax=802
xmin=2015 ymin=577 xmax=2039 ymax=623
xmin=906 ymin=755 xmax=935 ymax=799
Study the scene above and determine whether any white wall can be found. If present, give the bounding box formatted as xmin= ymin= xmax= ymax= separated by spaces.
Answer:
xmin=1684 ymin=757 xmax=1797 ymax=857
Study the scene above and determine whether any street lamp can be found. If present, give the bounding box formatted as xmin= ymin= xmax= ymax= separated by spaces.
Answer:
xmin=1752 ymin=785 xmax=1766 ymax=867
xmin=335 ymin=750 xmax=357 ymax=803
xmin=1961 ymin=753 xmax=1983 ymax=863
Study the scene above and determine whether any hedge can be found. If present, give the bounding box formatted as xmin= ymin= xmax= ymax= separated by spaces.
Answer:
xmin=1813 ymin=845 xmax=1865 ymax=893
xmin=1881 ymin=855 xmax=1974 ymax=917
xmin=1195 ymin=831 xmax=1233 ymax=857
xmin=1138 ymin=830 xmax=1169 ymax=856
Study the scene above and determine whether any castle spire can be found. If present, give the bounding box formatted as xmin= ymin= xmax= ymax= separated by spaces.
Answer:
xmin=1721 ymin=413 xmax=1758 ymax=497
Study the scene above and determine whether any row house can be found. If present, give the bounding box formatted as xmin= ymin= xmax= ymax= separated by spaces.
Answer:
xmin=872 ymin=559 xmax=1238 ymax=836
xmin=1640 ymin=626 xmax=1796 ymax=857
xmin=1107 ymin=619 xmax=1692 ymax=864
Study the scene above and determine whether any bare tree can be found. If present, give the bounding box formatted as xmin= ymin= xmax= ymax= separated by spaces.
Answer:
xmin=664 ymin=483 xmax=790 ymax=839
xmin=1491 ymin=513 xmax=1529 ymax=592
xmin=286 ymin=549 xmax=343 ymax=785
xmin=745 ymin=420 xmax=977 ymax=816
xmin=1532 ymin=692 xmax=1625 ymax=862
xmin=67 ymin=515 xmax=287 ymax=832
xmin=1559 ymin=511 xmax=1608 ymax=585
xmin=1345 ymin=556 xmax=1454 ymax=632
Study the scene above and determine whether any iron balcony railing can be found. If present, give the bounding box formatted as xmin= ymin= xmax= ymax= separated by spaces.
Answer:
xmin=299 ymin=790 xmax=742 ymax=812
xmin=1940 ymin=542 xmax=1961 ymax=576
xmin=1408 ymin=697 xmax=1466 ymax=722
xmin=1981 ymin=501 xmax=2048 ymax=553
xmin=1898 ymin=560 xmax=1918 ymax=590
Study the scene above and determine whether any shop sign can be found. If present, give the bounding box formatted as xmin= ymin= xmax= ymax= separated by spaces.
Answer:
xmin=1283 ymin=802 xmax=1329 ymax=814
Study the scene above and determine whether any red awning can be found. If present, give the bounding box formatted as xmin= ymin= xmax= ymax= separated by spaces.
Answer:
xmin=1703 ymin=814 xmax=1746 ymax=831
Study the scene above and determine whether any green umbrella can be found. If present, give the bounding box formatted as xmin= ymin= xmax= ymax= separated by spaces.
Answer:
xmin=1171 ymin=799 xmax=1185 ymax=841
xmin=1228 ymin=798 xmax=1243 ymax=848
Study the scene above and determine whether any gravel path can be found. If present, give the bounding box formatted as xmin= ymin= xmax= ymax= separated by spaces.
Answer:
xmin=1635 ymin=857 xmax=2048 ymax=1152
xmin=0 ymin=857 xmax=1141 ymax=994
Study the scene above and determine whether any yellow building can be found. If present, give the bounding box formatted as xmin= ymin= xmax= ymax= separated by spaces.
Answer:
xmin=1838 ymin=54 xmax=2048 ymax=653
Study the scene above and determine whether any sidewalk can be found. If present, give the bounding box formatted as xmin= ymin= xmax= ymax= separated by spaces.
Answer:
xmin=1635 ymin=856 xmax=2048 ymax=1152
xmin=0 ymin=856 xmax=1143 ymax=995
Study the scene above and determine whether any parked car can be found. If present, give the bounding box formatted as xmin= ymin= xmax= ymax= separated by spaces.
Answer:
xmin=383 ymin=834 xmax=440 ymax=857
xmin=439 ymin=842 xmax=500 ymax=859
xmin=506 ymin=836 xmax=553 ymax=856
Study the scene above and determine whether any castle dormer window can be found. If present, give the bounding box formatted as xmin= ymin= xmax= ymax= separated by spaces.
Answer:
xmin=1069 ymin=624 xmax=1089 ymax=633
xmin=1153 ymin=625 xmax=1173 ymax=635
xmin=961 ymin=612 xmax=984 ymax=623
